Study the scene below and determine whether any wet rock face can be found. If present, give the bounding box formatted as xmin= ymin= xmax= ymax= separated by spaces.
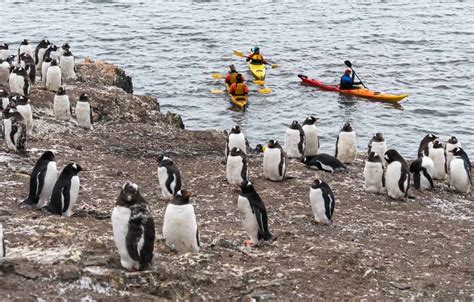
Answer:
xmin=165 ymin=111 xmax=185 ymax=129
xmin=113 ymin=67 xmax=133 ymax=94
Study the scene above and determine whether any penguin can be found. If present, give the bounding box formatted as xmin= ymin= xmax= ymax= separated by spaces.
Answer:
xmin=59 ymin=49 xmax=76 ymax=79
xmin=284 ymin=120 xmax=305 ymax=159
xmin=41 ymin=57 xmax=51 ymax=86
xmin=0 ymin=89 xmax=8 ymax=113
xmin=263 ymin=139 xmax=287 ymax=181
xmin=43 ymin=44 xmax=60 ymax=62
xmin=445 ymin=136 xmax=461 ymax=171
xmin=157 ymin=155 xmax=182 ymax=201
xmin=409 ymin=156 xmax=435 ymax=190
xmin=226 ymin=147 xmax=248 ymax=186
xmin=111 ymin=182 xmax=155 ymax=270
xmin=21 ymin=151 xmax=58 ymax=208
xmin=162 ymin=190 xmax=200 ymax=253
xmin=309 ymin=179 xmax=335 ymax=224
xmin=44 ymin=163 xmax=82 ymax=217
xmin=34 ymin=39 xmax=50 ymax=73
xmin=0 ymin=43 xmax=9 ymax=61
xmin=418 ymin=133 xmax=438 ymax=157
xmin=429 ymin=140 xmax=447 ymax=180
xmin=9 ymin=67 xmax=31 ymax=96
xmin=76 ymin=93 xmax=93 ymax=130
xmin=335 ymin=121 xmax=357 ymax=164
xmin=19 ymin=53 xmax=35 ymax=83
xmin=53 ymin=87 xmax=72 ymax=121
xmin=363 ymin=151 xmax=385 ymax=194
xmin=58 ymin=42 xmax=71 ymax=58
xmin=237 ymin=180 xmax=272 ymax=247
xmin=0 ymin=60 xmax=10 ymax=86
xmin=302 ymin=154 xmax=347 ymax=173
xmin=0 ymin=222 xmax=4 ymax=260
xmin=225 ymin=125 xmax=246 ymax=159
xmin=449 ymin=147 xmax=471 ymax=193
xmin=302 ymin=116 xmax=319 ymax=157
xmin=368 ymin=132 xmax=387 ymax=165
xmin=18 ymin=39 xmax=34 ymax=63
xmin=46 ymin=59 xmax=61 ymax=92
xmin=10 ymin=95 xmax=33 ymax=136
xmin=2 ymin=107 xmax=27 ymax=154
xmin=384 ymin=149 xmax=410 ymax=200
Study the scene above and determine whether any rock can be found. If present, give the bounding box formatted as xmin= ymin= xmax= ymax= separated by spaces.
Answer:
xmin=389 ymin=281 xmax=411 ymax=290
xmin=59 ymin=265 xmax=81 ymax=281
xmin=113 ymin=67 xmax=133 ymax=94
xmin=165 ymin=111 xmax=185 ymax=129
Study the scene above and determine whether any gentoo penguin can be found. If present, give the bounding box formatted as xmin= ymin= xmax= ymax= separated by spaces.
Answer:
xmin=429 ymin=140 xmax=447 ymax=180
xmin=445 ymin=136 xmax=461 ymax=171
xmin=163 ymin=190 xmax=200 ymax=253
xmin=302 ymin=154 xmax=346 ymax=173
xmin=18 ymin=39 xmax=34 ymax=63
xmin=0 ymin=223 xmax=4 ymax=260
xmin=363 ymin=151 xmax=385 ymax=194
xmin=9 ymin=67 xmax=31 ymax=96
xmin=0 ymin=43 xmax=9 ymax=60
xmin=335 ymin=121 xmax=357 ymax=164
xmin=76 ymin=93 xmax=93 ymax=130
xmin=284 ymin=120 xmax=305 ymax=159
xmin=112 ymin=182 xmax=155 ymax=270
xmin=418 ymin=133 xmax=438 ymax=157
xmin=302 ymin=116 xmax=320 ymax=156
xmin=35 ymin=39 xmax=50 ymax=73
xmin=449 ymin=147 xmax=471 ymax=193
xmin=59 ymin=42 xmax=71 ymax=58
xmin=53 ymin=87 xmax=72 ymax=121
xmin=0 ymin=89 xmax=8 ymax=113
xmin=41 ymin=57 xmax=52 ymax=86
xmin=368 ymin=132 xmax=387 ymax=165
xmin=46 ymin=59 xmax=61 ymax=92
xmin=309 ymin=179 xmax=335 ymax=224
xmin=19 ymin=53 xmax=35 ymax=83
xmin=21 ymin=151 xmax=58 ymax=208
xmin=10 ymin=95 xmax=33 ymax=136
xmin=263 ymin=139 xmax=287 ymax=181
xmin=237 ymin=180 xmax=272 ymax=247
xmin=226 ymin=147 xmax=248 ymax=186
xmin=157 ymin=155 xmax=181 ymax=201
xmin=0 ymin=60 xmax=10 ymax=86
xmin=384 ymin=149 xmax=410 ymax=200
xmin=409 ymin=156 xmax=435 ymax=190
xmin=44 ymin=163 xmax=82 ymax=217
xmin=225 ymin=125 xmax=246 ymax=159
xmin=2 ymin=107 xmax=27 ymax=154
xmin=43 ymin=44 xmax=60 ymax=62
xmin=59 ymin=49 xmax=76 ymax=79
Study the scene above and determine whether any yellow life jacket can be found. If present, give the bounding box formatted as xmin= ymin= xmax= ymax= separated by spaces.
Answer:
xmin=229 ymin=72 xmax=238 ymax=84
xmin=234 ymin=83 xmax=245 ymax=95
xmin=251 ymin=53 xmax=263 ymax=62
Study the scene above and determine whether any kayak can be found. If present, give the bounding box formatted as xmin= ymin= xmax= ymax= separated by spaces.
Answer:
xmin=248 ymin=62 xmax=266 ymax=80
xmin=298 ymin=74 xmax=408 ymax=103
xmin=225 ymin=83 xmax=248 ymax=110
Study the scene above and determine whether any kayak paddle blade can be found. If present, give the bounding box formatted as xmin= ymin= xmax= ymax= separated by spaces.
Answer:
xmin=233 ymin=50 xmax=245 ymax=58
xmin=253 ymin=80 xmax=265 ymax=86
xmin=211 ymin=73 xmax=223 ymax=79
xmin=211 ymin=89 xmax=224 ymax=94
xmin=271 ymin=64 xmax=279 ymax=69
xmin=258 ymin=88 xmax=272 ymax=94
xmin=344 ymin=60 xmax=352 ymax=68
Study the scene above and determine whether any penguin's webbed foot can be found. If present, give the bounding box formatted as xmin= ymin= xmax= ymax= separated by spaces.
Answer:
xmin=243 ymin=240 xmax=257 ymax=248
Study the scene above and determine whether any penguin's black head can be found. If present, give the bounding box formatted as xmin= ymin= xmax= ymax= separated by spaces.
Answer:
xmin=39 ymin=151 xmax=55 ymax=161
xmin=64 ymin=49 xmax=73 ymax=56
xmin=450 ymin=147 xmax=465 ymax=157
xmin=290 ymin=120 xmax=299 ymax=128
xmin=254 ymin=144 xmax=263 ymax=153
xmin=57 ymin=87 xmax=66 ymax=95
xmin=62 ymin=42 xmax=70 ymax=50
xmin=21 ymin=39 xmax=28 ymax=45
xmin=303 ymin=116 xmax=319 ymax=126
xmin=65 ymin=163 xmax=82 ymax=175
xmin=368 ymin=151 xmax=381 ymax=163
xmin=39 ymin=39 xmax=50 ymax=47
xmin=172 ymin=190 xmax=192 ymax=205
xmin=384 ymin=149 xmax=404 ymax=164
xmin=157 ymin=154 xmax=172 ymax=165
xmin=0 ymin=43 xmax=8 ymax=49
xmin=231 ymin=125 xmax=241 ymax=134
xmin=447 ymin=136 xmax=458 ymax=144
xmin=0 ymin=89 xmax=7 ymax=98
xmin=239 ymin=180 xmax=256 ymax=193
xmin=120 ymin=182 xmax=139 ymax=203
xmin=341 ymin=122 xmax=353 ymax=132
xmin=374 ymin=132 xmax=384 ymax=141
xmin=433 ymin=140 xmax=443 ymax=149
xmin=50 ymin=59 xmax=58 ymax=66
xmin=2 ymin=107 xmax=17 ymax=119
xmin=267 ymin=139 xmax=277 ymax=148
xmin=13 ymin=95 xmax=28 ymax=105
xmin=44 ymin=57 xmax=52 ymax=63
xmin=79 ymin=93 xmax=89 ymax=102
xmin=311 ymin=179 xmax=325 ymax=189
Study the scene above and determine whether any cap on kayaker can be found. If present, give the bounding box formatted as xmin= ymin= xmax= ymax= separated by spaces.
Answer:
xmin=344 ymin=68 xmax=351 ymax=75
xmin=253 ymin=46 xmax=260 ymax=53
xmin=229 ymin=64 xmax=236 ymax=72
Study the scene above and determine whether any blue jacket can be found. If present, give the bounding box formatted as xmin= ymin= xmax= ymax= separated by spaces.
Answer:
xmin=340 ymin=74 xmax=354 ymax=89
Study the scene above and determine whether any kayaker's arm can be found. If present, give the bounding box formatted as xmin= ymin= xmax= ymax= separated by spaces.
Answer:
xmin=351 ymin=73 xmax=362 ymax=85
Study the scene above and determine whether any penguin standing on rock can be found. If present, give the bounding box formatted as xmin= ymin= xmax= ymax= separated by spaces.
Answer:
xmin=263 ymin=139 xmax=287 ymax=181
xmin=0 ymin=43 xmax=9 ymax=60
xmin=157 ymin=155 xmax=182 ymax=201
xmin=363 ymin=151 xmax=385 ymax=194
xmin=9 ymin=67 xmax=31 ymax=96
xmin=10 ymin=95 xmax=33 ymax=136
xmin=163 ymin=190 xmax=200 ymax=253
xmin=409 ymin=156 xmax=435 ymax=190
xmin=53 ymin=87 xmax=72 ymax=121
xmin=112 ymin=182 xmax=155 ymax=270
xmin=429 ymin=140 xmax=447 ymax=180
xmin=21 ymin=151 xmax=58 ymax=208
xmin=35 ymin=39 xmax=50 ymax=73
xmin=418 ymin=133 xmax=438 ymax=157
xmin=449 ymin=147 xmax=471 ymax=193
xmin=445 ymin=136 xmax=461 ymax=171
xmin=226 ymin=147 xmax=248 ymax=186
xmin=284 ymin=120 xmax=305 ymax=159
xmin=225 ymin=125 xmax=246 ymax=159
xmin=384 ymin=149 xmax=410 ymax=200
xmin=46 ymin=59 xmax=61 ymax=92
xmin=368 ymin=133 xmax=387 ymax=165
xmin=302 ymin=116 xmax=319 ymax=156
xmin=44 ymin=163 xmax=82 ymax=217
xmin=41 ymin=57 xmax=51 ymax=86
xmin=2 ymin=107 xmax=27 ymax=154
xmin=335 ymin=122 xmax=357 ymax=164
xmin=237 ymin=181 xmax=273 ymax=247
xmin=18 ymin=39 xmax=34 ymax=62
xmin=309 ymin=179 xmax=335 ymax=224
xmin=60 ymin=49 xmax=76 ymax=79
xmin=302 ymin=154 xmax=346 ymax=173
xmin=76 ymin=93 xmax=93 ymax=130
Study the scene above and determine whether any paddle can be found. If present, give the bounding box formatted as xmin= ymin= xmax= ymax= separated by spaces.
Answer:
xmin=233 ymin=50 xmax=279 ymax=68
xmin=344 ymin=60 xmax=367 ymax=88
xmin=210 ymin=73 xmax=270 ymax=94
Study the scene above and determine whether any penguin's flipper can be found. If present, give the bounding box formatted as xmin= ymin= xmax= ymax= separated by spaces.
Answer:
xmin=126 ymin=220 xmax=142 ymax=262
xmin=165 ymin=172 xmax=175 ymax=195
xmin=196 ymin=228 xmax=200 ymax=247
xmin=398 ymin=168 xmax=408 ymax=196
xmin=61 ymin=185 xmax=71 ymax=214
xmin=335 ymin=136 xmax=340 ymax=158
xmin=139 ymin=217 xmax=155 ymax=270
xmin=322 ymin=184 xmax=335 ymax=220
xmin=22 ymin=171 xmax=40 ymax=206
xmin=17 ymin=127 xmax=27 ymax=153
xmin=89 ymin=108 xmax=93 ymax=125
xmin=421 ymin=169 xmax=434 ymax=189
xmin=250 ymin=193 xmax=272 ymax=241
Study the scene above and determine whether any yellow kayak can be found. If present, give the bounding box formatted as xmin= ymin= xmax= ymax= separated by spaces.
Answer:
xmin=225 ymin=83 xmax=248 ymax=110
xmin=248 ymin=62 xmax=266 ymax=80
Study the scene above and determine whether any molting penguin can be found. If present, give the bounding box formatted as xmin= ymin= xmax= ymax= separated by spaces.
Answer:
xmin=21 ymin=151 xmax=58 ymax=208
xmin=35 ymin=39 xmax=50 ymax=73
xmin=59 ymin=49 xmax=76 ymax=79
xmin=10 ymin=95 xmax=33 ymax=136
xmin=58 ymin=42 xmax=71 ymax=58
xmin=53 ymin=87 xmax=72 ymax=121
xmin=2 ymin=107 xmax=27 ymax=154
xmin=368 ymin=132 xmax=387 ymax=165
xmin=429 ymin=140 xmax=447 ymax=180
xmin=225 ymin=125 xmax=246 ymax=159
xmin=46 ymin=59 xmax=61 ymax=92
xmin=302 ymin=116 xmax=320 ymax=157
xmin=284 ymin=120 xmax=305 ymax=159
xmin=449 ymin=147 xmax=471 ymax=193
xmin=112 ymin=182 xmax=155 ymax=270
xmin=363 ymin=151 xmax=385 ymax=194
xmin=9 ymin=67 xmax=31 ymax=96
xmin=0 ymin=60 xmax=10 ymax=86
xmin=309 ymin=179 xmax=335 ymax=224
xmin=76 ymin=93 xmax=93 ymax=130
xmin=18 ymin=39 xmax=34 ymax=63
xmin=237 ymin=180 xmax=272 ymax=247
xmin=418 ymin=133 xmax=438 ymax=157
xmin=44 ymin=163 xmax=82 ymax=217
xmin=0 ymin=43 xmax=9 ymax=60
xmin=163 ymin=190 xmax=200 ymax=253
xmin=335 ymin=121 xmax=357 ymax=164
xmin=302 ymin=154 xmax=346 ymax=173
xmin=41 ymin=57 xmax=51 ymax=86
xmin=226 ymin=147 xmax=248 ymax=186
xmin=263 ymin=139 xmax=287 ymax=181
xmin=384 ymin=149 xmax=410 ymax=200
xmin=43 ymin=44 xmax=60 ymax=62
xmin=19 ymin=53 xmax=35 ymax=83
xmin=445 ymin=136 xmax=461 ymax=171
xmin=409 ymin=156 xmax=435 ymax=190
xmin=0 ymin=223 xmax=4 ymax=260
xmin=157 ymin=155 xmax=182 ymax=201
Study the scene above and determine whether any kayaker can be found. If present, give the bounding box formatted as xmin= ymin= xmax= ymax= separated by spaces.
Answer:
xmin=225 ymin=64 xmax=244 ymax=85
xmin=246 ymin=47 xmax=266 ymax=65
xmin=340 ymin=68 xmax=362 ymax=89
xmin=228 ymin=74 xmax=249 ymax=95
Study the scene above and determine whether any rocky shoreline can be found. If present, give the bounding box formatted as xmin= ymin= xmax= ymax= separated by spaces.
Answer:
xmin=0 ymin=60 xmax=472 ymax=300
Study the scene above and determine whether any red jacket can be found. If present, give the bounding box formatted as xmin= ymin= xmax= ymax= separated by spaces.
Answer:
xmin=229 ymin=82 xmax=249 ymax=95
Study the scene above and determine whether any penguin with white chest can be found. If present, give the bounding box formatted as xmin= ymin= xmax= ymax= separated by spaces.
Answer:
xmin=418 ymin=133 xmax=438 ymax=157
xmin=41 ymin=58 xmax=51 ymax=86
xmin=60 ymin=49 xmax=76 ymax=79
xmin=18 ymin=39 xmax=34 ymax=62
xmin=9 ymin=67 xmax=31 ymax=96
xmin=335 ymin=121 xmax=357 ymax=164
xmin=364 ymin=151 xmax=385 ymax=194
xmin=302 ymin=116 xmax=319 ymax=157
xmin=409 ymin=156 xmax=435 ymax=190
xmin=309 ymin=179 xmax=335 ymax=224
xmin=76 ymin=93 xmax=93 ymax=130
xmin=46 ymin=59 xmax=61 ymax=92
xmin=449 ymin=147 xmax=471 ymax=193
xmin=225 ymin=125 xmax=246 ymax=159
xmin=0 ymin=43 xmax=9 ymax=61
xmin=429 ymin=140 xmax=447 ymax=180
xmin=368 ymin=133 xmax=387 ymax=165
xmin=284 ymin=120 xmax=305 ymax=159
xmin=237 ymin=181 xmax=273 ymax=247
xmin=302 ymin=154 xmax=347 ymax=173
xmin=53 ymin=87 xmax=72 ymax=121
xmin=157 ymin=155 xmax=182 ymax=201
xmin=21 ymin=151 xmax=58 ymax=208
xmin=35 ymin=39 xmax=50 ymax=73
xmin=19 ymin=53 xmax=35 ymax=83
xmin=43 ymin=44 xmax=60 ymax=62
xmin=163 ymin=190 xmax=200 ymax=253
xmin=445 ymin=136 xmax=461 ymax=171
xmin=226 ymin=147 xmax=248 ymax=186
xmin=0 ymin=60 xmax=10 ymax=86
xmin=384 ymin=149 xmax=410 ymax=200
xmin=112 ymin=182 xmax=155 ymax=270
xmin=263 ymin=139 xmax=287 ymax=181
xmin=10 ymin=95 xmax=33 ymax=136
xmin=44 ymin=163 xmax=82 ymax=217
xmin=2 ymin=107 xmax=27 ymax=154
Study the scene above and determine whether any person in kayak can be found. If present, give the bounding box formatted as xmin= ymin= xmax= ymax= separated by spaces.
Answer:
xmin=228 ymin=74 xmax=249 ymax=95
xmin=340 ymin=68 xmax=362 ymax=89
xmin=246 ymin=47 xmax=266 ymax=65
xmin=225 ymin=64 xmax=245 ymax=85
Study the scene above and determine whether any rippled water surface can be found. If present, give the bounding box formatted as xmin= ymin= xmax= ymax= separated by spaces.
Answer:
xmin=3 ymin=1 xmax=474 ymax=157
